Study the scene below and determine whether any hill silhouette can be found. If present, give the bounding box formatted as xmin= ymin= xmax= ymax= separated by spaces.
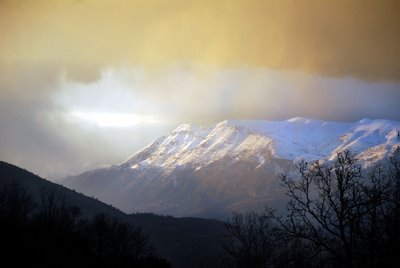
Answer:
xmin=0 ymin=161 xmax=227 ymax=267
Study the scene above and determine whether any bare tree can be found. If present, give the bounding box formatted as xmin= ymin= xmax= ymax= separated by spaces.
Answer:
xmin=279 ymin=151 xmax=368 ymax=267
xmin=278 ymin=150 xmax=400 ymax=267
xmin=224 ymin=150 xmax=400 ymax=267
xmin=0 ymin=182 xmax=35 ymax=226
xmin=37 ymin=187 xmax=81 ymax=233
xmin=224 ymin=210 xmax=281 ymax=268
xmin=90 ymin=213 xmax=153 ymax=261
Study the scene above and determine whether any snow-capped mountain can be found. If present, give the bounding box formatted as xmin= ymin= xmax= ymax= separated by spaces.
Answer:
xmin=63 ymin=118 xmax=400 ymax=219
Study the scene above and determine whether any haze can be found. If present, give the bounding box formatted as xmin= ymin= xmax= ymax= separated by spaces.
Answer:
xmin=0 ymin=0 xmax=399 ymax=178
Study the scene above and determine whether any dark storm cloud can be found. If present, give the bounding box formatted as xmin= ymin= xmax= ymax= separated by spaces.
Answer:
xmin=1 ymin=0 xmax=400 ymax=81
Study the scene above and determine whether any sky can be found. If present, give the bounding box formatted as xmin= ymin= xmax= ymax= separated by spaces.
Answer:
xmin=1 ymin=0 xmax=400 ymax=178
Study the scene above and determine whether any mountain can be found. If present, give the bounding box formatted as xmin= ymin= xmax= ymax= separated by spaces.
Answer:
xmin=63 ymin=118 xmax=400 ymax=219
xmin=0 ymin=160 xmax=124 ymax=219
xmin=0 ymin=161 xmax=227 ymax=267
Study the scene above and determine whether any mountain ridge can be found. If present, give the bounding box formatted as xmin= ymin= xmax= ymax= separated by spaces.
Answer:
xmin=122 ymin=117 xmax=400 ymax=168
xmin=64 ymin=118 xmax=400 ymax=219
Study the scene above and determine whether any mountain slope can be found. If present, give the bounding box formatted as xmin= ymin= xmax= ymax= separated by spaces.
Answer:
xmin=63 ymin=118 xmax=400 ymax=219
xmin=122 ymin=117 xmax=400 ymax=167
xmin=0 ymin=160 xmax=124 ymax=218
xmin=0 ymin=161 xmax=227 ymax=268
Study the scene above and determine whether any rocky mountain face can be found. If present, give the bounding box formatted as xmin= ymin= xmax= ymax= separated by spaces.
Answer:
xmin=63 ymin=118 xmax=400 ymax=219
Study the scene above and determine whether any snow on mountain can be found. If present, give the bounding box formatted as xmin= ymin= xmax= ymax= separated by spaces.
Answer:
xmin=122 ymin=117 xmax=400 ymax=170
xmin=64 ymin=118 xmax=400 ymax=219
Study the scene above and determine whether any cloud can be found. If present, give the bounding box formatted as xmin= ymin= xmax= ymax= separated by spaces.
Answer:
xmin=0 ymin=64 xmax=399 ymax=178
xmin=0 ymin=0 xmax=399 ymax=81
xmin=53 ymin=65 xmax=400 ymax=126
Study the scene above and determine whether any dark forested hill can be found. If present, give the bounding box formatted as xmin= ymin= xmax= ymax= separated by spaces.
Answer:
xmin=127 ymin=213 xmax=227 ymax=267
xmin=0 ymin=161 xmax=125 ymax=218
xmin=0 ymin=161 xmax=227 ymax=267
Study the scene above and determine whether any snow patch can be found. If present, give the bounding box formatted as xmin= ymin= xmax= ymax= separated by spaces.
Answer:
xmin=121 ymin=118 xmax=400 ymax=171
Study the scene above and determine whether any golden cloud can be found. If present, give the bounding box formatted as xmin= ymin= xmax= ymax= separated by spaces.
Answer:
xmin=0 ymin=0 xmax=399 ymax=81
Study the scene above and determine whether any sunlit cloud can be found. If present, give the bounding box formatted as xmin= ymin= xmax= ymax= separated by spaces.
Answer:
xmin=52 ymin=67 xmax=169 ymax=128
xmin=53 ymin=65 xmax=400 ymax=127
xmin=1 ymin=0 xmax=399 ymax=179
xmin=68 ymin=111 xmax=166 ymax=128
xmin=1 ymin=64 xmax=399 ymax=178
xmin=1 ymin=0 xmax=399 ymax=81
